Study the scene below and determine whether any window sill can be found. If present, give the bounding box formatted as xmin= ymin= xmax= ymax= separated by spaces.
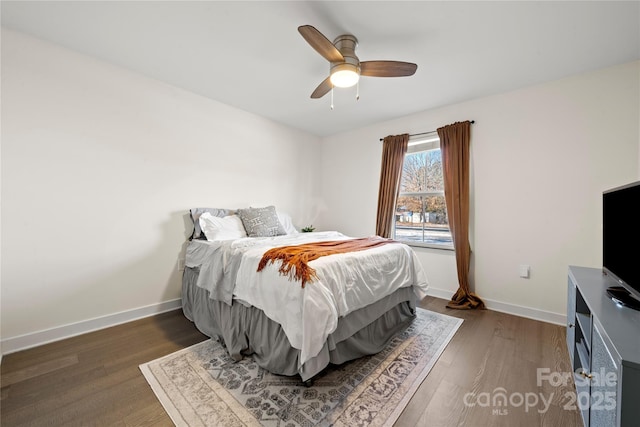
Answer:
xmin=399 ymin=241 xmax=455 ymax=251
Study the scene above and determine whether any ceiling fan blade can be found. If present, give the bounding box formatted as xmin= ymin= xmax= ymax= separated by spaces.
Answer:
xmin=298 ymin=25 xmax=344 ymax=63
xmin=310 ymin=77 xmax=332 ymax=99
xmin=360 ymin=61 xmax=418 ymax=77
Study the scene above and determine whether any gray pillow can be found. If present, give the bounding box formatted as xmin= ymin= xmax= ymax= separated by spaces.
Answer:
xmin=237 ymin=206 xmax=286 ymax=237
xmin=190 ymin=208 xmax=236 ymax=240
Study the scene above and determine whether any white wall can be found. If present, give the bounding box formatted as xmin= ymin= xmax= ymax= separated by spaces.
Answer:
xmin=0 ymin=29 xmax=321 ymax=346
xmin=319 ymin=61 xmax=640 ymax=321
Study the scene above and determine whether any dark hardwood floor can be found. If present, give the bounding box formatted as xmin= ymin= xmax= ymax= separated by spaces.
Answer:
xmin=1 ymin=297 xmax=582 ymax=426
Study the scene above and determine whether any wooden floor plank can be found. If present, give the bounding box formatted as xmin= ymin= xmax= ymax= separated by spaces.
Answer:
xmin=0 ymin=354 xmax=79 ymax=387
xmin=419 ymin=378 xmax=466 ymax=426
xmin=0 ymin=298 xmax=582 ymax=426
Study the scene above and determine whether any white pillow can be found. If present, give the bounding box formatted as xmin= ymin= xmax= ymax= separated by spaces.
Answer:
xmin=277 ymin=211 xmax=299 ymax=235
xmin=199 ymin=212 xmax=247 ymax=241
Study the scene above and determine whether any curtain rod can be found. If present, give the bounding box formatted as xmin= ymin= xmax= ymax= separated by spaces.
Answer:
xmin=379 ymin=120 xmax=475 ymax=141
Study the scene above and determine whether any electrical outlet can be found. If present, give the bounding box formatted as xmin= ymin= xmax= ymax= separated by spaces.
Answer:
xmin=519 ymin=264 xmax=530 ymax=279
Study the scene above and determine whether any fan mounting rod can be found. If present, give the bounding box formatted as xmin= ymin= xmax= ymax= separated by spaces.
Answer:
xmin=332 ymin=35 xmax=359 ymax=67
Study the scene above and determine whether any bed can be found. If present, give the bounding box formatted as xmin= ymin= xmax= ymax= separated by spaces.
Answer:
xmin=181 ymin=207 xmax=429 ymax=382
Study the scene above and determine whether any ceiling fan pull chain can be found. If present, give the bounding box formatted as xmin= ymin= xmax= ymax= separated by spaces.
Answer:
xmin=356 ymin=80 xmax=360 ymax=101
xmin=331 ymin=87 xmax=334 ymax=110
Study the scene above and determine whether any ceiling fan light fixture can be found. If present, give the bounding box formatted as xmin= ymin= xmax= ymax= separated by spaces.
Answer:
xmin=330 ymin=63 xmax=360 ymax=88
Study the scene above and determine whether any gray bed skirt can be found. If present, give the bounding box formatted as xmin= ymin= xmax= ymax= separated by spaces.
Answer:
xmin=182 ymin=266 xmax=417 ymax=381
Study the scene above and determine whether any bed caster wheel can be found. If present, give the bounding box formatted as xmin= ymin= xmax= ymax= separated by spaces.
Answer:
xmin=303 ymin=379 xmax=314 ymax=387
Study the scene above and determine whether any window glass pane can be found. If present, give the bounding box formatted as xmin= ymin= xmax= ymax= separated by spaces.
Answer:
xmin=400 ymin=151 xmax=427 ymax=193
xmin=425 ymin=150 xmax=444 ymax=191
xmin=395 ymin=195 xmax=451 ymax=245
xmin=400 ymin=149 xmax=444 ymax=193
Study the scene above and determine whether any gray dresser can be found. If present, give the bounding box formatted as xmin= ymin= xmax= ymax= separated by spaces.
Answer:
xmin=567 ymin=266 xmax=640 ymax=427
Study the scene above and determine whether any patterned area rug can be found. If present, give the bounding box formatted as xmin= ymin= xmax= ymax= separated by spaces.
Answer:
xmin=140 ymin=308 xmax=462 ymax=427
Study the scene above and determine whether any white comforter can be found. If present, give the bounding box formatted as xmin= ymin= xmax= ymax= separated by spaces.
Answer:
xmin=185 ymin=231 xmax=429 ymax=365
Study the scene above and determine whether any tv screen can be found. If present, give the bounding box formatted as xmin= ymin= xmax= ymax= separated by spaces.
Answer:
xmin=603 ymin=181 xmax=640 ymax=309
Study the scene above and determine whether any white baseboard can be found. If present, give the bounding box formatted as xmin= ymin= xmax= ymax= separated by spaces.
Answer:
xmin=427 ymin=287 xmax=566 ymax=326
xmin=1 ymin=299 xmax=182 ymax=356
xmin=426 ymin=287 xmax=459 ymax=301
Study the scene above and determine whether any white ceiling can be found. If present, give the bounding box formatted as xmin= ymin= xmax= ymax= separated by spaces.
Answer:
xmin=2 ymin=1 xmax=639 ymax=137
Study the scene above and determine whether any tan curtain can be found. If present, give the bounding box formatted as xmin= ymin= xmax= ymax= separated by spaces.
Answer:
xmin=438 ymin=121 xmax=485 ymax=310
xmin=375 ymin=134 xmax=409 ymax=238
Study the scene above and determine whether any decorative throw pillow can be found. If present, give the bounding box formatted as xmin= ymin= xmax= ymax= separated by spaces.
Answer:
xmin=277 ymin=211 xmax=299 ymax=235
xmin=189 ymin=208 xmax=235 ymax=240
xmin=198 ymin=212 xmax=247 ymax=241
xmin=237 ymin=206 xmax=287 ymax=237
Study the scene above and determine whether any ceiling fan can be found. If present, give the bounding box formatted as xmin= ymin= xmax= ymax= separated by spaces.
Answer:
xmin=298 ymin=25 xmax=418 ymax=99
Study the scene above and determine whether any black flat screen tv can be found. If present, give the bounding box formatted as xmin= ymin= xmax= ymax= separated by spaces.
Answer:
xmin=603 ymin=180 xmax=640 ymax=310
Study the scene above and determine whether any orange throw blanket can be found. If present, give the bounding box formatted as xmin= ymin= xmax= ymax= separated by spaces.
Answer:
xmin=257 ymin=236 xmax=400 ymax=287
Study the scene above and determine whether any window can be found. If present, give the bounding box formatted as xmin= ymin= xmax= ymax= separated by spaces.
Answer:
xmin=393 ymin=134 xmax=453 ymax=249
